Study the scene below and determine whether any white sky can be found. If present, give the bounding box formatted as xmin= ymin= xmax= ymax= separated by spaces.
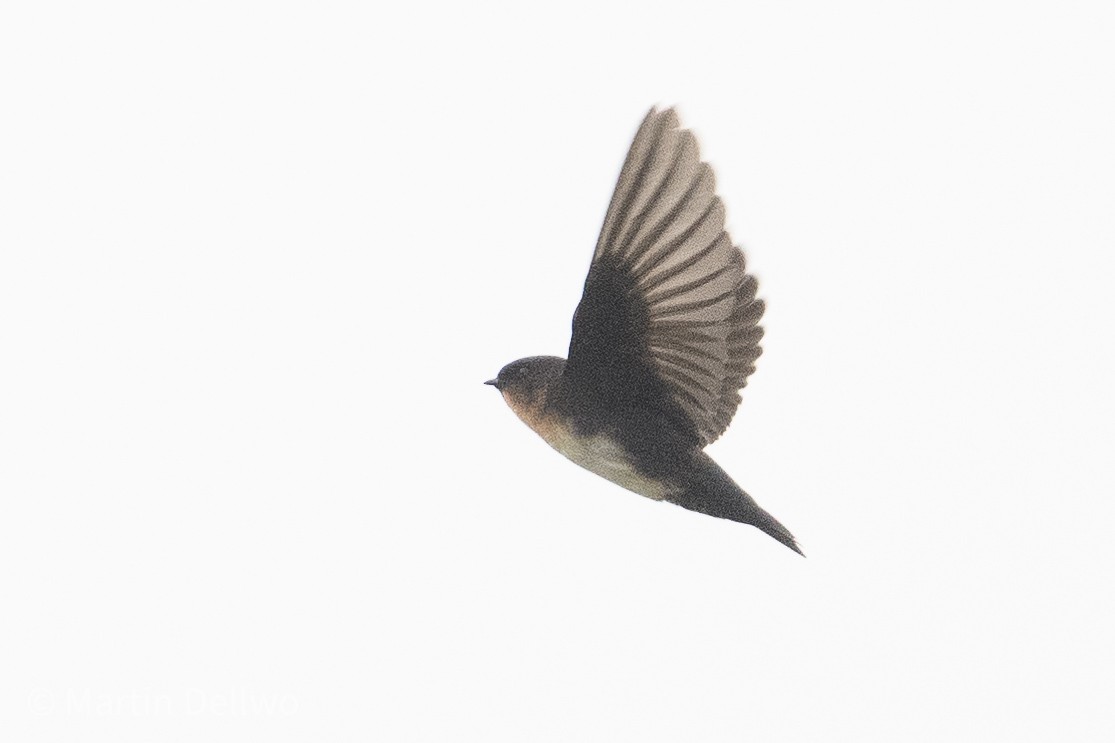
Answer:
xmin=3 ymin=1 xmax=1114 ymax=741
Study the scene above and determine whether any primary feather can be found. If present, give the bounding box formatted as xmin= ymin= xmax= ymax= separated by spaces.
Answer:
xmin=564 ymin=107 xmax=764 ymax=447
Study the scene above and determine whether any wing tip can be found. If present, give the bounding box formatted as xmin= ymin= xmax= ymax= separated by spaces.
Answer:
xmin=645 ymin=104 xmax=681 ymax=130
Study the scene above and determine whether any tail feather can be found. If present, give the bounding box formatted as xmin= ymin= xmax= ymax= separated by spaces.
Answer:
xmin=747 ymin=506 xmax=804 ymax=556
xmin=667 ymin=452 xmax=804 ymax=556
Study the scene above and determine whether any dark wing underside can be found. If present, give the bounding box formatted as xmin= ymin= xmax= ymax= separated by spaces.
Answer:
xmin=561 ymin=107 xmax=765 ymax=448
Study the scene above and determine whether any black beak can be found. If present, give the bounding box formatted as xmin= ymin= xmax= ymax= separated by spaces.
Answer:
xmin=484 ymin=379 xmax=500 ymax=388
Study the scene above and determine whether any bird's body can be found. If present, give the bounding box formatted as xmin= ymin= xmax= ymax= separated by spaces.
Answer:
xmin=498 ymin=357 xmax=675 ymax=501
xmin=537 ymin=421 xmax=674 ymax=503
xmin=488 ymin=108 xmax=802 ymax=555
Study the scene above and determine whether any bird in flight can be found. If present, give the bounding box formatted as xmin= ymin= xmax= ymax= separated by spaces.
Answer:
xmin=486 ymin=107 xmax=801 ymax=555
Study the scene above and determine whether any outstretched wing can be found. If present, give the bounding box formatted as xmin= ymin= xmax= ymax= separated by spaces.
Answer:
xmin=561 ymin=107 xmax=764 ymax=448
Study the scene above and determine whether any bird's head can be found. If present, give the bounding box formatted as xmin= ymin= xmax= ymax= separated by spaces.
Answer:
xmin=485 ymin=356 xmax=566 ymax=414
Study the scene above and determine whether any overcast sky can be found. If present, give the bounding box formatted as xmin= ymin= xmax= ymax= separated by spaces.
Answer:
xmin=3 ymin=1 xmax=1114 ymax=741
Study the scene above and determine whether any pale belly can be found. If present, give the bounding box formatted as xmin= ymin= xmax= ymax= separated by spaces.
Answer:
xmin=501 ymin=389 xmax=675 ymax=501
xmin=537 ymin=421 xmax=673 ymax=501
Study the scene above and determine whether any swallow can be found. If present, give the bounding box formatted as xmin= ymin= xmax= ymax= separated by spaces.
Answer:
xmin=487 ymin=107 xmax=801 ymax=555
